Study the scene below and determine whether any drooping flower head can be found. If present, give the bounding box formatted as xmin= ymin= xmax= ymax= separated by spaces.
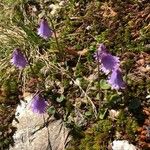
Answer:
xmin=30 ymin=93 xmax=48 ymax=114
xmin=97 ymin=43 xmax=108 ymax=54
xmin=94 ymin=44 xmax=107 ymax=61
xmin=94 ymin=43 xmax=120 ymax=74
xmin=10 ymin=48 xmax=28 ymax=69
xmin=100 ymin=53 xmax=120 ymax=74
xmin=38 ymin=18 xmax=53 ymax=39
xmin=108 ymin=68 xmax=125 ymax=90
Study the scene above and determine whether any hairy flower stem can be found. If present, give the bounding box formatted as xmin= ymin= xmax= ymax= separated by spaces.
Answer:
xmin=43 ymin=3 xmax=64 ymax=58
xmin=48 ymin=16 xmax=64 ymax=60
xmin=97 ymin=51 xmax=103 ymax=109
xmin=47 ymin=16 xmax=65 ymax=88
xmin=123 ymin=66 xmax=128 ymax=103
xmin=23 ymin=52 xmax=38 ymax=79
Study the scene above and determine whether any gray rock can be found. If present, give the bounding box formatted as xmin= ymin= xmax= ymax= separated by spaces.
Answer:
xmin=10 ymin=93 xmax=71 ymax=150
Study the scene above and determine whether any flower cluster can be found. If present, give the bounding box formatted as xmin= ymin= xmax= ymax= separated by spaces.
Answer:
xmin=11 ymin=19 xmax=52 ymax=69
xmin=10 ymin=19 xmax=52 ymax=114
xmin=94 ymin=44 xmax=125 ymax=90
xmin=10 ymin=18 xmax=125 ymax=115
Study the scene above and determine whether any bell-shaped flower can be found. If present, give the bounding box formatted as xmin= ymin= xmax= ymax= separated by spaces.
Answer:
xmin=108 ymin=68 xmax=125 ymax=90
xmin=94 ymin=44 xmax=120 ymax=74
xmin=38 ymin=18 xmax=53 ymax=39
xmin=10 ymin=48 xmax=28 ymax=69
xmin=101 ymin=53 xmax=120 ymax=74
xmin=30 ymin=93 xmax=48 ymax=114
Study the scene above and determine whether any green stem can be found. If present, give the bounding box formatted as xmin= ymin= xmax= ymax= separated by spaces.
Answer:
xmin=97 ymin=51 xmax=102 ymax=109
xmin=48 ymin=16 xmax=63 ymax=55
xmin=23 ymin=51 xmax=38 ymax=79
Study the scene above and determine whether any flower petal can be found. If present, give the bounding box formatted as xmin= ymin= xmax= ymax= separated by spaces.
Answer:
xmin=38 ymin=19 xmax=53 ymax=39
xmin=30 ymin=93 xmax=47 ymax=114
xmin=11 ymin=48 xmax=28 ymax=69
xmin=108 ymin=69 xmax=125 ymax=90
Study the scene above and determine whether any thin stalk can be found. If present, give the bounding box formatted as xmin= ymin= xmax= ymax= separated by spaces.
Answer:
xmin=48 ymin=16 xmax=63 ymax=55
xmin=47 ymin=16 xmax=65 ymax=92
xmin=97 ymin=51 xmax=102 ymax=109
xmin=23 ymin=51 xmax=38 ymax=79
xmin=41 ymin=1 xmax=63 ymax=55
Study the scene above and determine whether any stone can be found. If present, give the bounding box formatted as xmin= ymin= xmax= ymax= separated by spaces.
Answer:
xmin=10 ymin=93 xmax=71 ymax=150
xmin=111 ymin=140 xmax=137 ymax=150
xmin=109 ymin=109 xmax=119 ymax=121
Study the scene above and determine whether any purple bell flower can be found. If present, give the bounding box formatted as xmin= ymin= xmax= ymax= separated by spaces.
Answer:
xmin=101 ymin=53 xmax=120 ymax=74
xmin=108 ymin=68 xmax=125 ymax=90
xmin=38 ymin=19 xmax=53 ymax=39
xmin=10 ymin=48 xmax=28 ymax=69
xmin=30 ymin=93 xmax=48 ymax=114
xmin=94 ymin=44 xmax=120 ymax=74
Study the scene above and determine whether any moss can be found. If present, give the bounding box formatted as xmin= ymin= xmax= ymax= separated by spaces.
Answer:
xmin=116 ymin=110 xmax=139 ymax=141
xmin=124 ymin=27 xmax=132 ymax=45
xmin=67 ymin=119 xmax=112 ymax=150
xmin=126 ymin=119 xmax=138 ymax=140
